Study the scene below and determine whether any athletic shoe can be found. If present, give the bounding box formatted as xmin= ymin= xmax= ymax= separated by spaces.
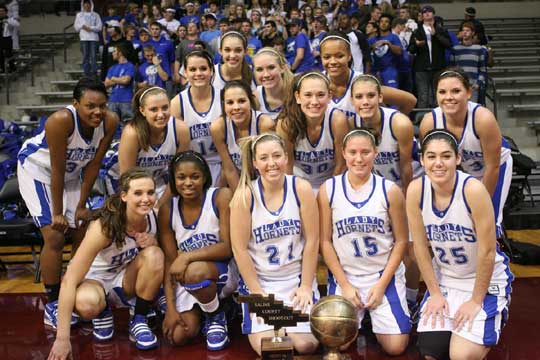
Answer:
xmin=129 ymin=314 xmax=159 ymax=350
xmin=92 ymin=305 xmax=114 ymax=341
xmin=43 ymin=301 xmax=84 ymax=329
xmin=129 ymin=306 xmax=158 ymax=330
xmin=408 ymin=300 xmax=419 ymax=325
xmin=205 ymin=311 xmax=230 ymax=351
xmin=157 ymin=295 xmax=167 ymax=316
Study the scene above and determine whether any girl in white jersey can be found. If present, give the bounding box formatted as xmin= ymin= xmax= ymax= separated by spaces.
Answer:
xmin=160 ymin=151 xmax=237 ymax=351
xmin=252 ymin=47 xmax=294 ymax=121
xmin=230 ymin=133 xmax=320 ymax=357
xmin=277 ymin=71 xmax=349 ymax=190
xmin=17 ymin=77 xmax=118 ymax=325
xmin=210 ymin=80 xmax=275 ymax=191
xmin=318 ymin=128 xmax=410 ymax=356
xmin=320 ymin=31 xmax=418 ymax=118
xmin=48 ymin=169 xmax=164 ymax=359
xmin=213 ymin=31 xmax=255 ymax=91
xmin=170 ymin=51 xmax=223 ymax=186
xmin=351 ymin=74 xmax=423 ymax=309
xmin=406 ymin=130 xmax=513 ymax=360
xmin=420 ymin=68 xmax=513 ymax=238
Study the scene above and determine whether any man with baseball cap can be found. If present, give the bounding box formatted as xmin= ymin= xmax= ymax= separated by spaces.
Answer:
xmin=159 ymin=8 xmax=181 ymax=38
xmin=200 ymin=13 xmax=220 ymax=44
xmin=311 ymin=16 xmax=328 ymax=71
xmin=460 ymin=7 xmax=487 ymax=45
xmin=285 ymin=18 xmax=315 ymax=73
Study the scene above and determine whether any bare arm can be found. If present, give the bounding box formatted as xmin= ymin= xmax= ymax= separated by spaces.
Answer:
xmin=258 ymin=114 xmax=277 ymax=133
xmin=419 ymin=111 xmax=435 ymax=140
xmin=210 ymin=117 xmax=240 ymax=191
xmin=291 ymin=47 xmax=305 ymax=73
xmin=276 ymin=119 xmax=295 ymax=175
xmin=170 ymin=94 xmax=183 ymax=120
xmin=330 ymin=109 xmax=349 ymax=175
xmin=118 ymin=124 xmax=141 ymax=175
xmin=475 ymin=107 xmax=502 ymax=197
xmin=393 ymin=113 xmax=414 ymax=192
xmin=296 ymin=178 xmax=319 ymax=291
xmin=381 ymin=86 xmax=417 ymax=115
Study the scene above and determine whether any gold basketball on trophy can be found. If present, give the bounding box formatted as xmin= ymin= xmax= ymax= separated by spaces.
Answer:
xmin=310 ymin=295 xmax=359 ymax=359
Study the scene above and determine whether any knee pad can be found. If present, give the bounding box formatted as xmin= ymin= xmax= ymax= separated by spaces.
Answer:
xmin=183 ymin=279 xmax=212 ymax=291
xmin=417 ymin=331 xmax=451 ymax=360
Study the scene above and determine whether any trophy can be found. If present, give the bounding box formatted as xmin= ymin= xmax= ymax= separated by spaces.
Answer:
xmin=238 ymin=294 xmax=309 ymax=360
xmin=310 ymin=295 xmax=359 ymax=360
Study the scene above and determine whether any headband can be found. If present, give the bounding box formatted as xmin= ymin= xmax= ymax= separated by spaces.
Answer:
xmin=297 ymin=72 xmax=330 ymax=88
xmin=251 ymin=133 xmax=283 ymax=153
xmin=343 ymin=128 xmax=377 ymax=146
xmin=221 ymin=31 xmax=247 ymax=46
xmin=254 ymin=47 xmax=283 ymax=59
xmin=422 ymin=130 xmax=459 ymax=148
xmin=320 ymin=34 xmax=351 ymax=48
xmin=439 ymin=70 xmax=465 ymax=79
xmin=173 ymin=150 xmax=208 ymax=167
xmin=352 ymin=74 xmax=381 ymax=88
xmin=139 ymin=86 xmax=166 ymax=102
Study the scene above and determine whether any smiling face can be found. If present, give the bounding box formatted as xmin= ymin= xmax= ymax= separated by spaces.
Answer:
xmin=220 ymin=35 xmax=246 ymax=70
xmin=421 ymin=138 xmax=460 ymax=186
xmin=351 ymin=80 xmax=382 ymax=119
xmin=121 ymin=177 xmax=156 ymax=217
xmin=74 ymin=90 xmax=108 ymax=128
xmin=185 ymin=55 xmax=213 ymax=88
xmin=224 ymin=86 xmax=252 ymax=124
xmin=253 ymin=52 xmax=284 ymax=90
xmin=436 ymin=77 xmax=471 ymax=117
xmin=294 ymin=77 xmax=331 ymax=120
xmin=140 ymin=92 xmax=170 ymax=130
xmin=174 ymin=161 xmax=206 ymax=200
xmin=320 ymin=38 xmax=351 ymax=78
xmin=253 ymin=139 xmax=288 ymax=183
xmin=342 ymin=134 xmax=377 ymax=180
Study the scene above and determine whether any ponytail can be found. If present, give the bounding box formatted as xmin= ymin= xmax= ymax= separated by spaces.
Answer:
xmin=131 ymin=86 xmax=167 ymax=151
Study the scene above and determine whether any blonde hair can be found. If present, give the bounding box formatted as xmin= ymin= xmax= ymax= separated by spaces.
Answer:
xmin=253 ymin=47 xmax=294 ymax=94
xmin=231 ymin=132 xmax=286 ymax=207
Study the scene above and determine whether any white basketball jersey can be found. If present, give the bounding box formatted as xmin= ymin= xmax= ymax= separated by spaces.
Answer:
xmin=18 ymin=105 xmax=106 ymax=184
xmin=224 ymin=110 xmax=261 ymax=170
xmin=107 ymin=116 xmax=178 ymax=191
xmin=420 ymin=171 xmax=513 ymax=296
xmin=328 ymin=69 xmax=361 ymax=121
xmin=170 ymin=188 xmax=221 ymax=252
xmin=88 ymin=210 xmax=158 ymax=274
xmin=212 ymin=63 xmax=257 ymax=92
xmin=326 ymin=173 xmax=396 ymax=276
xmin=179 ymin=86 xmax=222 ymax=165
xmin=255 ymin=85 xmax=282 ymax=121
xmin=432 ymin=101 xmax=512 ymax=178
xmin=293 ymin=107 xmax=337 ymax=189
xmin=250 ymin=175 xmax=304 ymax=281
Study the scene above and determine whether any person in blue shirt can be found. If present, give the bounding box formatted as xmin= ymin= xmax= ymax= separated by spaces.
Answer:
xmin=368 ymin=13 xmax=402 ymax=88
xmin=137 ymin=45 xmax=170 ymax=89
xmin=241 ymin=19 xmax=262 ymax=60
xmin=180 ymin=2 xmax=200 ymax=26
xmin=200 ymin=13 xmax=221 ymax=45
xmin=310 ymin=16 xmax=328 ymax=71
xmin=105 ymin=43 xmax=136 ymax=123
xmin=122 ymin=2 xmax=141 ymax=28
xmin=285 ymin=18 xmax=315 ymax=73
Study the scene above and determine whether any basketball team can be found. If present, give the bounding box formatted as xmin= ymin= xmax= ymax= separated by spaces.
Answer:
xmin=18 ymin=33 xmax=513 ymax=360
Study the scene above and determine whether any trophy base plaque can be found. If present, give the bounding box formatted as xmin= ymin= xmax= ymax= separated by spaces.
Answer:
xmin=261 ymin=336 xmax=294 ymax=360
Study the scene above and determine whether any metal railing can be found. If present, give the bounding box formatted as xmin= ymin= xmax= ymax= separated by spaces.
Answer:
xmin=63 ymin=23 xmax=74 ymax=63
xmin=486 ymin=76 xmax=498 ymax=120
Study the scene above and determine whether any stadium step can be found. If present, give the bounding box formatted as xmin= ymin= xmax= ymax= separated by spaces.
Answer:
xmin=496 ymin=88 xmax=540 ymax=97
xmin=35 ymin=91 xmax=73 ymax=99
xmin=510 ymin=104 xmax=540 ymax=112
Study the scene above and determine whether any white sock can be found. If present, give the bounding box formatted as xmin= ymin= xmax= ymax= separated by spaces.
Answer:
xmin=199 ymin=294 xmax=219 ymax=313
xmin=406 ymin=288 xmax=419 ymax=303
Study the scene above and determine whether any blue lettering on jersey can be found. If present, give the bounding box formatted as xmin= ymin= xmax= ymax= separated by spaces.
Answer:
xmin=66 ymin=146 xmax=98 ymax=162
xmin=335 ymin=216 xmax=386 ymax=238
xmin=137 ymin=154 xmax=174 ymax=168
xmin=109 ymin=247 xmax=139 ymax=270
xmin=375 ymin=151 xmax=399 ymax=165
xmin=253 ymin=219 xmax=302 ymax=244
xmin=461 ymin=150 xmax=483 ymax=162
xmin=294 ymin=149 xmax=334 ymax=163
xmin=180 ymin=233 xmax=219 ymax=252
xmin=425 ymin=224 xmax=476 ymax=243
xmin=190 ymin=123 xmax=210 ymax=140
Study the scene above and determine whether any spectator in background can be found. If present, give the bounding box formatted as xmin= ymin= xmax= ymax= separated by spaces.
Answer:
xmin=101 ymin=20 xmax=136 ymax=81
xmin=158 ymin=8 xmax=181 ymax=39
xmin=337 ymin=12 xmax=371 ymax=74
xmin=260 ymin=20 xmax=281 ymax=48
xmin=250 ymin=9 xmax=264 ymax=36
xmin=101 ymin=5 xmax=121 ymax=44
xmin=147 ymin=21 xmax=176 ymax=96
xmin=105 ymin=43 xmax=136 ymax=123
xmin=180 ymin=2 xmax=200 ymax=26
xmin=310 ymin=16 xmax=328 ymax=71
xmin=122 ymin=2 xmax=141 ymax=28
xmin=74 ymin=0 xmax=101 ymax=78
xmin=200 ymin=13 xmax=220 ymax=45
xmin=137 ymin=45 xmax=170 ymax=89
xmin=241 ymin=19 xmax=263 ymax=60
xmin=206 ymin=1 xmax=223 ymax=20
xmin=451 ymin=22 xmax=487 ymax=104
xmin=0 ymin=4 xmax=18 ymax=73
xmin=320 ymin=1 xmax=333 ymax=29
xmin=408 ymin=6 xmax=451 ymax=108
xmin=398 ymin=5 xmax=417 ymax=46
xmin=132 ymin=26 xmax=151 ymax=63
xmin=368 ymin=13 xmax=402 ymax=88
xmin=392 ymin=18 xmax=413 ymax=93
xmin=285 ymin=18 xmax=315 ymax=73
xmin=174 ymin=21 xmax=201 ymax=85
xmin=460 ymin=7 xmax=488 ymax=45
xmin=6 ymin=0 xmax=18 ymax=50
xmin=208 ymin=18 xmax=229 ymax=56
xmin=360 ymin=5 xmax=382 ymax=32
xmin=151 ymin=3 xmax=163 ymax=23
